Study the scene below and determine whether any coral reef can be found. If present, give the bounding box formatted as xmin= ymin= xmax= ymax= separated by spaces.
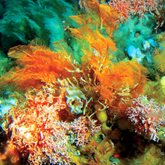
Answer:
xmin=0 ymin=0 xmax=164 ymax=164
xmin=2 ymin=84 xmax=101 ymax=164
xmin=127 ymin=95 xmax=165 ymax=141
xmin=0 ymin=45 xmax=75 ymax=89
xmin=109 ymin=0 xmax=159 ymax=19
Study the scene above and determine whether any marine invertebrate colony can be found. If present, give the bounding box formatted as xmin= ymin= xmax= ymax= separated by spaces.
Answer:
xmin=3 ymin=83 xmax=101 ymax=164
xmin=82 ymin=49 xmax=147 ymax=113
xmin=0 ymin=45 xmax=74 ymax=88
xmin=110 ymin=0 xmax=159 ymax=19
xmin=127 ymin=96 xmax=165 ymax=142
xmin=0 ymin=0 xmax=164 ymax=164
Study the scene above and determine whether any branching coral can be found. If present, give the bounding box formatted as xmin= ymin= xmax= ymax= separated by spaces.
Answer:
xmin=82 ymin=49 xmax=147 ymax=113
xmin=153 ymin=32 xmax=165 ymax=74
xmin=3 ymin=83 xmax=101 ymax=165
xmin=4 ymin=85 xmax=70 ymax=164
xmin=0 ymin=0 xmax=164 ymax=164
xmin=97 ymin=60 xmax=147 ymax=112
xmin=71 ymin=0 xmax=120 ymax=37
xmin=109 ymin=0 xmax=159 ymax=19
xmin=0 ymin=45 xmax=75 ymax=89
xmin=70 ymin=116 xmax=101 ymax=146
xmin=127 ymin=95 xmax=165 ymax=142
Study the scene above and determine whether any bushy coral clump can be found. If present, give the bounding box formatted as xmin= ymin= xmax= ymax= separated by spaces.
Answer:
xmin=82 ymin=49 xmax=147 ymax=112
xmin=70 ymin=116 xmax=101 ymax=146
xmin=0 ymin=45 xmax=75 ymax=89
xmin=127 ymin=95 xmax=165 ymax=142
xmin=3 ymin=83 xmax=101 ymax=165
xmin=109 ymin=0 xmax=159 ymax=19
xmin=0 ymin=0 xmax=164 ymax=164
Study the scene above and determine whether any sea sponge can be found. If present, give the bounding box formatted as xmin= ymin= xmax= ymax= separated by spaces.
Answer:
xmin=110 ymin=0 xmax=159 ymax=19
xmin=95 ymin=59 xmax=147 ymax=112
xmin=113 ymin=14 xmax=156 ymax=61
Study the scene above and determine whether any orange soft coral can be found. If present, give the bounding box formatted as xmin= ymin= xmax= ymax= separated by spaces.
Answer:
xmin=71 ymin=0 xmax=120 ymax=37
xmin=98 ymin=4 xmax=120 ymax=36
xmin=79 ymin=0 xmax=99 ymax=11
xmin=70 ymin=28 xmax=116 ymax=55
xmin=82 ymin=50 xmax=147 ymax=113
xmin=97 ymin=60 xmax=147 ymax=112
xmin=0 ymin=45 xmax=75 ymax=89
